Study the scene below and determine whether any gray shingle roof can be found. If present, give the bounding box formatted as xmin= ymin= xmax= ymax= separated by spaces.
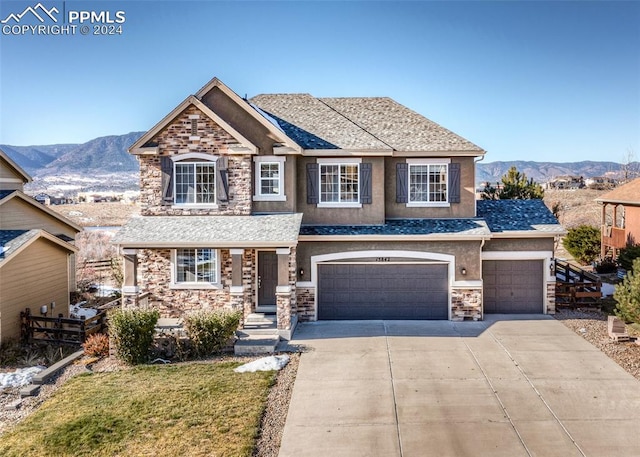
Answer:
xmin=112 ymin=214 xmax=303 ymax=248
xmin=0 ymin=229 xmax=37 ymax=261
xmin=0 ymin=190 xmax=17 ymax=200
xmin=250 ymin=94 xmax=484 ymax=153
xmin=476 ymin=200 xmax=564 ymax=234
xmin=300 ymin=219 xmax=490 ymax=237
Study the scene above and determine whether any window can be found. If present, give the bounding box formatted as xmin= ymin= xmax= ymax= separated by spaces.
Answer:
xmin=175 ymin=248 xmax=218 ymax=284
xmin=253 ymin=156 xmax=286 ymax=201
xmin=320 ymin=163 xmax=359 ymax=204
xmin=408 ymin=161 xmax=449 ymax=206
xmin=175 ymin=162 xmax=216 ymax=205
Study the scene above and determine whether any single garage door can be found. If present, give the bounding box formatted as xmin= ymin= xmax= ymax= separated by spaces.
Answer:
xmin=483 ymin=260 xmax=543 ymax=313
xmin=318 ymin=263 xmax=448 ymax=320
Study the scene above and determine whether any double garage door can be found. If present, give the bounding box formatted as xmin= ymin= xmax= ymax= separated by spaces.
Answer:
xmin=483 ymin=260 xmax=544 ymax=314
xmin=318 ymin=263 xmax=449 ymax=320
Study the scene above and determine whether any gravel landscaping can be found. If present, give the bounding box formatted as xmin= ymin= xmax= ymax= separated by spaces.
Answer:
xmin=555 ymin=308 xmax=640 ymax=380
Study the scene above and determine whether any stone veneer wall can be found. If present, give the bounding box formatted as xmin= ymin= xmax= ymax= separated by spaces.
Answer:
xmin=451 ymin=288 xmax=483 ymax=321
xmin=296 ymin=287 xmax=316 ymax=322
xmin=276 ymin=247 xmax=297 ymax=330
xmin=136 ymin=248 xmax=256 ymax=317
xmin=139 ymin=106 xmax=252 ymax=216
xmin=546 ymin=282 xmax=556 ymax=314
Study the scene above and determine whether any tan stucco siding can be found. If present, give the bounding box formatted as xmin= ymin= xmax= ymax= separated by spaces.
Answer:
xmin=0 ymin=199 xmax=77 ymax=238
xmin=200 ymin=87 xmax=278 ymax=154
xmin=483 ymin=238 xmax=555 ymax=252
xmin=384 ymin=156 xmax=476 ymax=219
xmin=296 ymin=156 xmax=385 ymax=225
xmin=252 ymin=155 xmax=297 ymax=213
xmin=0 ymin=238 xmax=70 ymax=342
xmin=297 ymin=239 xmax=483 ymax=282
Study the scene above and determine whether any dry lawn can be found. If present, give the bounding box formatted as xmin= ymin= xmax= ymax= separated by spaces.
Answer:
xmin=0 ymin=362 xmax=275 ymax=457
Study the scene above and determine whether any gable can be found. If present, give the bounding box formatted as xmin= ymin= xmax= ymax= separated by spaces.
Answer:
xmin=0 ymin=191 xmax=81 ymax=237
xmin=0 ymin=149 xmax=31 ymax=190
xmin=130 ymin=96 xmax=258 ymax=155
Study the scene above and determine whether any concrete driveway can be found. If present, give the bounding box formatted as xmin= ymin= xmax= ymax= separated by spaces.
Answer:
xmin=278 ymin=316 xmax=640 ymax=457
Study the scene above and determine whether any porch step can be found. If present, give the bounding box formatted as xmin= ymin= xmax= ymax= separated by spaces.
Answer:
xmin=255 ymin=305 xmax=276 ymax=314
xmin=234 ymin=336 xmax=280 ymax=355
xmin=244 ymin=313 xmax=276 ymax=327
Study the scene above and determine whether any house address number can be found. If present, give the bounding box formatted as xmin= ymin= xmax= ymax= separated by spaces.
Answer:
xmin=376 ymin=257 xmax=391 ymax=262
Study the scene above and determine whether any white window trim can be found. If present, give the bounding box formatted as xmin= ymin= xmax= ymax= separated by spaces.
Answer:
xmin=406 ymin=158 xmax=451 ymax=208
xmin=253 ymin=156 xmax=286 ymax=202
xmin=170 ymin=248 xmax=222 ymax=290
xmin=317 ymin=157 xmax=362 ymax=208
xmin=172 ymin=153 xmax=218 ymax=208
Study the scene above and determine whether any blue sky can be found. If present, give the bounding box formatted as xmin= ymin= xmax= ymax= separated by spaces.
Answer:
xmin=1 ymin=0 xmax=638 ymax=163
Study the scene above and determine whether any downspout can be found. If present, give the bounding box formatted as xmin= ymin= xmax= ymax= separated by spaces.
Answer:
xmin=474 ymin=154 xmax=485 ymax=216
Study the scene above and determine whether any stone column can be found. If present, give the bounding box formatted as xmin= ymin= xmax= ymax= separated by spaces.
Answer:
xmin=229 ymin=249 xmax=244 ymax=313
xmin=275 ymin=248 xmax=292 ymax=330
xmin=122 ymin=249 xmax=138 ymax=293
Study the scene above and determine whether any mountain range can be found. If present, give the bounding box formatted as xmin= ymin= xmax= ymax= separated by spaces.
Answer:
xmin=0 ymin=132 xmax=144 ymax=176
xmin=1 ymin=131 xmax=637 ymax=187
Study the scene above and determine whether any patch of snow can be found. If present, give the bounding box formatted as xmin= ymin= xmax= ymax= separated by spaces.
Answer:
xmin=69 ymin=303 xmax=97 ymax=319
xmin=0 ymin=366 xmax=45 ymax=388
xmin=579 ymin=328 xmax=587 ymax=333
xmin=234 ymin=355 xmax=290 ymax=373
xmin=601 ymin=283 xmax=616 ymax=297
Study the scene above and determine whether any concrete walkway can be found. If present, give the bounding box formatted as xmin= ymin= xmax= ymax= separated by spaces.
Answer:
xmin=278 ymin=316 xmax=640 ymax=457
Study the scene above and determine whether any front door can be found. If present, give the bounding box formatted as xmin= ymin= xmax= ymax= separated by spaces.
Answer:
xmin=258 ymin=251 xmax=278 ymax=307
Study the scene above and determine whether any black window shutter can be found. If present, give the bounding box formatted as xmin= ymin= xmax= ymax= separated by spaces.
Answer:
xmin=449 ymin=162 xmax=461 ymax=203
xmin=161 ymin=156 xmax=174 ymax=204
xmin=360 ymin=163 xmax=372 ymax=204
xmin=396 ymin=162 xmax=408 ymax=203
xmin=306 ymin=163 xmax=319 ymax=204
xmin=216 ymin=156 xmax=229 ymax=202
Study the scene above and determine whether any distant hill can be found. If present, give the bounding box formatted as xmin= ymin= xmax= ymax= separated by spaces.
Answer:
xmin=1 ymin=132 xmax=144 ymax=176
xmin=40 ymin=132 xmax=144 ymax=175
xmin=477 ymin=160 xmax=638 ymax=187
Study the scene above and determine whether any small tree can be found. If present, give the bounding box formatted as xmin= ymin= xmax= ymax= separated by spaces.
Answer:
xmin=614 ymin=258 xmax=640 ymax=323
xmin=481 ymin=166 xmax=544 ymax=200
xmin=563 ymin=225 xmax=601 ymax=265
xmin=617 ymin=245 xmax=640 ymax=271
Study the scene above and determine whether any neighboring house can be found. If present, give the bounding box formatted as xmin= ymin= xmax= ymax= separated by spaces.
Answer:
xmin=112 ymin=77 xmax=564 ymax=338
xmin=585 ymin=176 xmax=616 ymax=190
xmin=596 ymin=177 xmax=640 ymax=259
xmin=0 ymin=148 xmax=81 ymax=343
xmin=547 ymin=175 xmax=583 ymax=190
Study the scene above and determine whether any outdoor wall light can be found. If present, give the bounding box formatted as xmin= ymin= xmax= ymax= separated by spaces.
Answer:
xmin=461 ymin=267 xmax=467 ymax=276
xmin=40 ymin=305 xmax=48 ymax=316
xmin=298 ymin=268 xmax=304 ymax=277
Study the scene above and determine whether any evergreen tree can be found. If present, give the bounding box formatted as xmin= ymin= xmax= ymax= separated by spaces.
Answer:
xmin=614 ymin=258 xmax=640 ymax=324
xmin=482 ymin=166 xmax=544 ymax=200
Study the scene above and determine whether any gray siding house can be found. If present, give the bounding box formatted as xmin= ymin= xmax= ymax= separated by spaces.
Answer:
xmin=113 ymin=77 xmax=564 ymax=337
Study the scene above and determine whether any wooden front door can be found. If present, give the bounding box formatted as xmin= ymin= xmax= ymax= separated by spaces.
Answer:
xmin=258 ymin=251 xmax=278 ymax=307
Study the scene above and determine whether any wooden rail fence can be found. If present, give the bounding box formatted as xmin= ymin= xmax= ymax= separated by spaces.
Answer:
xmin=20 ymin=307 xmax=109 ymax=345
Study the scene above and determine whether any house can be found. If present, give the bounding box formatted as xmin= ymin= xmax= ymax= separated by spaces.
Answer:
xmin=585 ymin=176 xmax=616 ymax=190
xmin=0 ymin=148 xmax=81 ymax=343
xmin=596 ymin=177 xmax=640 ymax=259
xmin=546 ymin=175 xmax=583 ymax=190
xmin=112 ymin=77 xmax=564 ymax=338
